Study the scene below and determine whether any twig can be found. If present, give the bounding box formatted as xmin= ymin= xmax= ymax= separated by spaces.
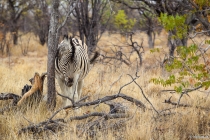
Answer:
xmin=100 ymin=54 xmax=130 ymax=66
xmin=23 ymin=116 xmax=34 ymax=125
xmin=164 ymin=96 xmax=191 ymax=107
xmin=117 ymin=75 xmax=138 ymax=96
xmin=57 ymin=92 xmax=74 ymax=105
xmin=109 ymin=75 xmax=123 ymax=90
xmin=76 ymin=95 xmax=90 ymax=103
xmin=161 ymin=85 xmax=202 ymax=94
xmin=189 ymin=30 xmax=210 ymax=38
xmin=162 ymin=85 xmax=203 ymax=105
xmin=127 ymin=74 xmax=159 ymax=114
xmin=164 ymin=96 xmax=210 ymax=111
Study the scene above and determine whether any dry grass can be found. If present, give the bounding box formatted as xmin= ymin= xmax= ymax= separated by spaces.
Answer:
xmin=0 ymin=32 xmax=210 ymax=140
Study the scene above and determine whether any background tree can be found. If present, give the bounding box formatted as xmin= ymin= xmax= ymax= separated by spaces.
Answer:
xmin=114 ymin=10 xmax=136 ymax=34
xmin=32 ymin=0 xmax=50 ymax=46
xmin=0 ymin=0 xmax=35 ymax=45
xmin=112 ymin=0 xmax=161 ymax=48
xmin=113 ymin=0 xmax=210 ymax=56
xmin=72 ymin=0 xmax=111 ymax=55
xmin=139 ymin=9 xmax=161 ymax=48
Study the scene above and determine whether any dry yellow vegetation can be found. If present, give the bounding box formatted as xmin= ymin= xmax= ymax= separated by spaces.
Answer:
xmin=0 ymin=32 xmax=210 ymax=140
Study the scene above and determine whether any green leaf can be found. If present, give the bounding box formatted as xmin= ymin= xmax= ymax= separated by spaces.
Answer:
xmin=174 ymin=86 xmax=183 ymax=93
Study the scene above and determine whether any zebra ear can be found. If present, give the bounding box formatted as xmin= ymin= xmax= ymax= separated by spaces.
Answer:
xmin=69 ymin=36 xmax=75 ymax=61
xmin=69 ymin=36 xmax=74 ymax=47
xmin=63 ymin=35 xmax=68 ymax=40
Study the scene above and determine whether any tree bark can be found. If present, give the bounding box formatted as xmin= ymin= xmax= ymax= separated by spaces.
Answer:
xmin=148 ymin=31 xmax=155 ymax=48
xmin=11 ymin=19 xmax=19 ymax=45
xmin=47 ymin=0 xmax=60 ymax=110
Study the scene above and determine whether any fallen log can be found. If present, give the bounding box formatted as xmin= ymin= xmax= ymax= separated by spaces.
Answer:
xmin=0 ymin=93 xmax=21 ymax=105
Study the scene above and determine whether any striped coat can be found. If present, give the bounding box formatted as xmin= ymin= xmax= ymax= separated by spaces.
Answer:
xmin=55 ymin=35 xmax=90 ymax=106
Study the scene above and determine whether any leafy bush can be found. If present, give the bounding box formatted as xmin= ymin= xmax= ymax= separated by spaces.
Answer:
xmin=114 ymin=10 xmax=136 ymax=33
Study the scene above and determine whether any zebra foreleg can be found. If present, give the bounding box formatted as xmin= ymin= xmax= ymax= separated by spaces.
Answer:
xmin=77 ymin=80 xmax=84 ymax=100
xmin=71 ymin=73 xmax=80 ymax=103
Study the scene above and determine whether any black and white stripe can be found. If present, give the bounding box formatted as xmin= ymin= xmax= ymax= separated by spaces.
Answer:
xmin=55 ymin=36 xmax=90 ymax=83
xmin=54 ymin=35 xmax=90 ymax=105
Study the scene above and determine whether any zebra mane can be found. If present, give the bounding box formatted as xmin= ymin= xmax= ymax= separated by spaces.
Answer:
xmin=69 ymin=36 xmax=75 ymax=62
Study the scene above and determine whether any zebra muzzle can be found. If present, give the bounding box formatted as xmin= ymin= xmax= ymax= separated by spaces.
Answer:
xmin=65 ymin=77 xmax=74 ymax=87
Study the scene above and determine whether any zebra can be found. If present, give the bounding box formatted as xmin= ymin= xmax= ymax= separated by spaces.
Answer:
xmin=55 ymin=35 xmax=90 ymax=106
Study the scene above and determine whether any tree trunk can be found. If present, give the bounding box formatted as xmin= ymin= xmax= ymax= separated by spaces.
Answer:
xmin=39 ymin=33 xmax=47 ymax=46
xmin=47 ymin=0 xmax=60 ymax=110
xmin=75 ymin=0 xmax=102 ymax=56
xmin=148 ymin=31 xmax=155 ymax=48
xmin=11 ymin=27 xmax=18 ymax=45
xmin=167 ymin=31 xmax=187 ymax=56
xmin=13 ymin=33 xmax=18 ymax=45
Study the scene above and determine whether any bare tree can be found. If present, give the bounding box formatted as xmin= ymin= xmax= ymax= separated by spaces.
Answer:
xmin=1 ymin=0 xmax=35 ymax=45
xmin=72 ymin=0 xmax=110 ymax=55
xmin=32 ymin=0 xmax=50 ymax=46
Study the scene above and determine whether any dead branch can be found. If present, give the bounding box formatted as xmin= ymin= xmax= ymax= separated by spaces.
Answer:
xmin=69 ymin=112 xmax=129 ymax=121
xmin=73 ymin=93 xmax=146 ymax=109
xmin=76 ymin=108 xmax=137 ymax=138
xmin=104 ymin=101 xmax=126 ymax=114
xmin=57 ymin=92 xmax=74 ymax=104
xmin=163 ymin=96 xmax=210 ymax=111
xmin=0 ymin=93 xmax=21 ymax=103
xmin=77 ymin=95 xmax=90 ymax=103
xmin=49 ymin=93 xmax=146 ymax=121
xmin=161 ymin=85 xmax=202 ymax=106
xmin=0 ymin=93 xmax=20 ymax=114
xmin=18 ymin=119 xmax=65 ymax=135
xmin=161 ymin=85 xmax=202 ymax=94
xmin=164 ymin=96 xmax=191 ymax=107
xmin=18 ymin=108 xmax=129 ymax=135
